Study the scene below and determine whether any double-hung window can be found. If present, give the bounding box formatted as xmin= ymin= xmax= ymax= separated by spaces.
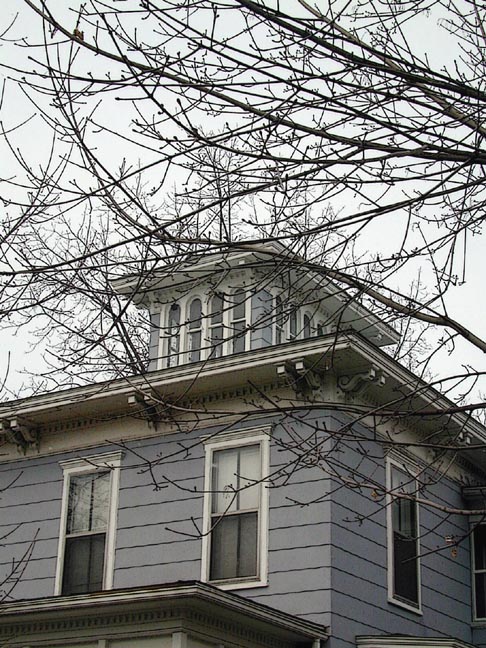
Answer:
xmin=387 ymin=459 xmax=421 ymax=611
xmin=231 ymin=290 xmax=246 ymax=354
xmin=275 ymin=295 xmax=284 ymax=344
xmin=473 ymin=524 xmax=486 ymax=619
xmin=167 ymin=303 xmax=181 ymax=367
xmin=188 ymin=298 xmax=202 ymax=363
xmin=201 ymin=430 xmax=269 ymax=589
xmin=209 ymin=294 xmax=225 ymax=358
xmin=55 ymin=452 xmax=122 ymax=596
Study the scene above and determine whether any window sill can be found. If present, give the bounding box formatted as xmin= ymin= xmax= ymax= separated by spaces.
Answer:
xmin=208 ymin=577 xmax=268 ymax=591
xmin=388 ymin=596 xmax=423 ymax=616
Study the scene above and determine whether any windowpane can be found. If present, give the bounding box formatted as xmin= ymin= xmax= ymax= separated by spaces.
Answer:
xmin=168 ymin=303 xmax=181 ymax=367
xmin=210 ymin=326 xmax=223 ymax=357
xmin=289 ymin=310 xmax=297 ymax=339
xmin=275 ymin=296 xmax=284 ymax=344
xmin=188 ymin=298 xmax=202 ymax=362
xmin=238 ymin=445 xmax=261 ymax=510
xmin=231 ymin=291 xmax=246 ymax=353
xmin=189 ymin=298 xmax=202 ymax=327
xmin=168 ymin=303 xmax=180 ymax=330
xmin=232 ymin=320 xmax=246 ymax=354
xmin=212 ymin=445 xmax=260 ymax=513
xmin=189 ymin=330 xmax=201 ymax=362
xmin=212 ymin=448 xmax=239 ymax=514
xmin=477 ymin=573 xmax=486 ymax=618
xmin=210 ymin=512 xmax=258 ymax=580
xmin=211 ymin=295 xmax=224 ymax=324
xmin=62 ymin=533 xmax=106 ymax=595
xmin=67 ymin=472 xmax=109 ymax=534
xmin=393 ymin=528 xmax=418 ymax=604
xmin=303 ymin=314 xmax=311 ymax=338
xmin=474 ymin=526 xmax=486 ymax=618
xmin=209 ymin=295 xmax=224 ymax=357
xmin=232 ymin=291 xmax=246 ymax=320
xmin=475 ymin=525 xmax=486 ymax=570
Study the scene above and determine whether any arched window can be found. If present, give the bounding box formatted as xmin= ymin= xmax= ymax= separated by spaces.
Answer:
xmin=188 ymin=298 xmax=202 ymax=362
xmin=289 ymin=308 xmax=298 ymax=341
xmin=275 ymin=295 xmax=284 ymax=345
xmin=231 ymin=290 xmax=246 ymax=353
xmin=209 ymin=293 xmax=224 ymax=358
xmin=167 ymin=303 xmax=181 ymax=367
xmin=316 ymin=321 xmax=325 ymax=336
xmin=303 ymin=314 xmax=312 ymax=339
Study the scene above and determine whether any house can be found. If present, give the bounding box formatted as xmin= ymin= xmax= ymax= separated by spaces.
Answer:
xmin=0 ymin=242 xmax=485 ymax=648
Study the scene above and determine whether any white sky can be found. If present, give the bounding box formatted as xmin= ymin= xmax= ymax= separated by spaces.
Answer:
xmin=0 ymin=0 xmax=485 ymax=401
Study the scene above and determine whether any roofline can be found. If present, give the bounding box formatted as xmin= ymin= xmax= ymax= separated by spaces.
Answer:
xmin=0 ymin=581 xmax=328 ymax=641
xmin=1 ymin=332 xmax=484 ymax=443
xmin=111 ymin=243 xmax=400 ymax=346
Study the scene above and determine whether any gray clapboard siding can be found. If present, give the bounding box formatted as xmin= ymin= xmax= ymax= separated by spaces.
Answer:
xmin=115 ymin=534 xmax=200 ymax=567
xmin=114 ymin=560 xmax=200 ymax=589
xmin=250 ymin=588 xmax=331 ymax=619
xmin=473 ymin=628 xmax=486 ymax=648
xmin=269 ymin=544 xmax=330 ymax=570
xmin=327 ymin=414 xmax=473 ymax=648
xmin=269 ymin=499 xmax=331 ymax=528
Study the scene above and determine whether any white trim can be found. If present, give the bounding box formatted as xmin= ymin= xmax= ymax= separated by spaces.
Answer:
xmin=201 ymin=429 xmax=270 ymax=590
xmin=386 ymin=456 xmax=422 ymax=614
xmin=54 ymin=451 xmax=123 ymax=596
xmin=357 ymin=637 xmax=475 ymax=648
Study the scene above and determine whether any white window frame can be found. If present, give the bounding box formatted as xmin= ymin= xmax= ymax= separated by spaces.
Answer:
xmin=201 ymin=428 xmax=270 ymax=590
xmin=471 ymin=520 xmax=486 ymax=621
xmin=54 ymin=451 xmax=123 ymax=596
xmin=386 ymin=457 xmax=422 ymax=614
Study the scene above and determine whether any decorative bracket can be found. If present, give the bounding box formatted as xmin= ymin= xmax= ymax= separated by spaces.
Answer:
xmin=277 ymin=358 xmax=323 ymax=399
xmin=338 ymin=365 xmax=386 ymax=395
xmin=128 ymin=393 xmax=159 ymax=429
xmin=0 ymin=418 xmax=39 ymax=454
xmin=458 ymin=430 xmax=472 ymax=446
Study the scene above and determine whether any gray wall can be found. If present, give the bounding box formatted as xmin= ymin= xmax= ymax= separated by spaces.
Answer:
xmin=326 ymin=414 xmax=473 ymax=648
xmin=0 ymin=410 xmax=478 ymax=648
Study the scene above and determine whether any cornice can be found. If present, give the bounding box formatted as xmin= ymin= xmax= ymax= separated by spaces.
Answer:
xmin=1 ymin=332 xmax=485 ymax=467
xmin=357 ymin=636 xmax=475 ymax=648
xmin=0 ymin=582 xmax=328 ymax=647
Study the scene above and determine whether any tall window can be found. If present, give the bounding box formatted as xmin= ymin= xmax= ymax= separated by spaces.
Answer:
xmin=303 ymin=313 xmax=312 ymax=338
xmin=62 ymin=472 xmax=109 ymax=595
xmin=231 ymin=290 xmax=246 ymax=354
xmin=387 ymin=461 xmax=421 ymax=610
xmin=289 ymin=308 xmax=298 ymax=341
xmin=202 ymin=432 xmax=269 ymax=588
xmin=188 ymin=298 xmax=202 ymax=362
xmin=209 ymin=294 xmax=224 ymax=358
xmin=56 ymin=452 xmax=122 ymax=596
xmin=275 ymin=295 xmax=284 ymax=344
xmin=473 ymin=525 xmax=486 ymax=619
xmin=167 ymin=303 xmax=181 ymax=367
